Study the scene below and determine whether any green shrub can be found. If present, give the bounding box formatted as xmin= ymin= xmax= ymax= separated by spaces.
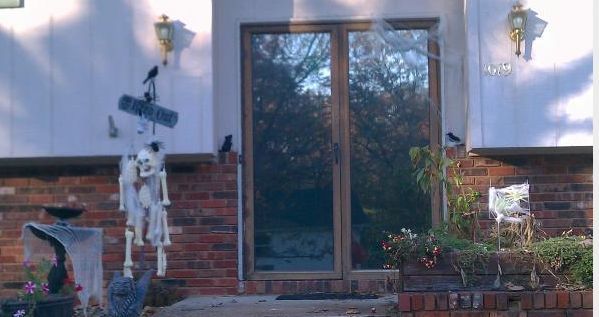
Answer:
xmin=430 ymin=225 xmax=494 ymax=252
xmin=532 ymin=235 xmax=592 ymax=289
xmin=571 ymin=247 xmax=593 ymax=288
xmin=531 ymin=236 xmax=585 ymax=273
xmin=427 ymin=226 xmax=492 ymax=286
xmin=409 ymin=146 xmax=482 ymax=240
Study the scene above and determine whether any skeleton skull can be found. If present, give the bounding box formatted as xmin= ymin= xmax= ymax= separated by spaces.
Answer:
xmin=136 ymin=148 xmax=159 ymax=178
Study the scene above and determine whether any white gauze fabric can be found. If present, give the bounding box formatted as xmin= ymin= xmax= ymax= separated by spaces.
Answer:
xmin=22 ymin=223 xmax=103 ymax=313
xmin=120 ymin=156 xmax=145 ymax=230
xmin=489 ymin=183 xmax=530 ymax=224
xmin=142 ymin=174 xmax=164 ymax=246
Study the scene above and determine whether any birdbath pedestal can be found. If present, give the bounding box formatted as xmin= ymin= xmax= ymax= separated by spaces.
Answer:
xmin=27 ymin=207 xmax=85 ymax=294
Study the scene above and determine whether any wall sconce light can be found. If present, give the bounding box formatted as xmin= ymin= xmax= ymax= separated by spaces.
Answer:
xmin=154 ymin=14 xmax=174 ymax=66
xmin=508 ymin=2 xmax=528 ymax=58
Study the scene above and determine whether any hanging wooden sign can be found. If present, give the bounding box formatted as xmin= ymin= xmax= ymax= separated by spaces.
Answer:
xmin=118 ymin=94 xmax=178 ymax=128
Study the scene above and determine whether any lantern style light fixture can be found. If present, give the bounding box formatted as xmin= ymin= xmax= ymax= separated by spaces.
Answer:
xmin=154 ymin=14 xmax=174 ymax=66
xmin=508 ymin=2 xmax=528 ymax=58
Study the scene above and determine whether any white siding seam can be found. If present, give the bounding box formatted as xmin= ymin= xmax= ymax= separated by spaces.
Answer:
xmin=89 ymin=2 xmax=94 ymax=154
xmin=49 ymin=15 xmax=55 ymax=155
xmin=9 ymin=26 xmax=14 ymax=156
xmin=474 ymin=1 xmax=484 ymax=148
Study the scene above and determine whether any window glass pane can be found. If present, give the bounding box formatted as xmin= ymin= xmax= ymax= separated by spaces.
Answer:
xmin=251 ymin=32 xmax=334 ymax=271
xmin=0 ymin=0 xmax=22 ymax=8
xmin=348 ymin=29 xmax=432 ymax=270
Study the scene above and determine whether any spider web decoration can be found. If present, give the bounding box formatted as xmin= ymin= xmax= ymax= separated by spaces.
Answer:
xmin=369 ymin=18 xmax=465 ymax=153
xmin=488 ymin=183 xmax=530 ymax=224
xmin=487 ymin=182 xmax=530 ymax=289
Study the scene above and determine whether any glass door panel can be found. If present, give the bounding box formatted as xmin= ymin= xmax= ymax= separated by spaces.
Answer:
xmin=250 ymin=32 xmax=336 ymax=272
xmin=347 ymin=29 xmax=432 ymax=270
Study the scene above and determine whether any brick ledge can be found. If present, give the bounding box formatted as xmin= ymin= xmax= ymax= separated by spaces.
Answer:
xmin=397 ymin=290 xmax=592 ymax=313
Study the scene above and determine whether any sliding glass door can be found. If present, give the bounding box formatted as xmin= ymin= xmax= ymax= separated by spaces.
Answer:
xmin=242 ymin=20 xmax=440 ymax=279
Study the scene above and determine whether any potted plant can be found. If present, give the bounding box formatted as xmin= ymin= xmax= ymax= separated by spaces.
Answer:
xmin=1 ymin=258 xmax=81 ymax=317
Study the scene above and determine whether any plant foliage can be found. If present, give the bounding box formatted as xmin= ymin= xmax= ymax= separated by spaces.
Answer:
xmin=383 ymin=146 xmax=593 ymax=291
xmin=532 ymin=234 xmax=592 ymax=288
xmin=571 ymin=247 xmax=593 ymax=288
xmin=9 ymin=258 xmax=82 ymax=317
xmin=409 ymin=146 xmax=481 ymax=239
xmin=532 ymin=236 xmax=586 ymax=273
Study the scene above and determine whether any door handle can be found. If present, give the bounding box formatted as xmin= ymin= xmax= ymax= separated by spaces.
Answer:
xmin=333 ymin=143 xmax=340 ymax=164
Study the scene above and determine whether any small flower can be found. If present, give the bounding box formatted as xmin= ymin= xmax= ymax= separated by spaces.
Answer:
xmin=13 ymin=309 xmax=26 ymax=317
xmin=42 ymin=283 xmax=49 ymax=295
xmin=381 ymin=241 xmax=392 ymax=251
xmin=432 ymin=246 xmax=442 ymax=256
xmin=51 ymin=255 xmax=58 ymax=267
xmin=75 ymin=284 xmax=83 ymax=292
xmin=22 ymin=260 xmax=31 ymax=269
xmin=425 ymin=260 xmax=436 ymax=269
xmin=23 ymin=281 xmax=36 ymax=294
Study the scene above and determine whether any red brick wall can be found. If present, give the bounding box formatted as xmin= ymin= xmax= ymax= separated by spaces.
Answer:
xmin=398 ymin=290 xmax=592 ymax=316
xmin=0 ymin=153 xmax=239 ymax=299
xmin=448 ymin=148 xmax=593 ymax=237
xmin=0 ymin=149 xmax=593 ymax=299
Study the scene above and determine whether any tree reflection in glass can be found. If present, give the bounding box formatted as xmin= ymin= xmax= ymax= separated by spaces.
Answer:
xmin=348 ymin=29 xmax=432 ymax=270
xmin=251 ymin=32 xmax=334 ymax=271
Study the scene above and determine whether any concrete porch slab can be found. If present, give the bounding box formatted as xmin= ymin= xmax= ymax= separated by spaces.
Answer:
xmin=153 ymin=294 xmax=398 ymax=317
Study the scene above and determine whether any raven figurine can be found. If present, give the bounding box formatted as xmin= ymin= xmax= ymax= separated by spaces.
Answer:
xmin=219 ymin=135 xmax=232 ymax=153
xmin=445 ymin=132 xmax=461 ymax=143
xmin=142 ymin=66 xmax=159 ymax=85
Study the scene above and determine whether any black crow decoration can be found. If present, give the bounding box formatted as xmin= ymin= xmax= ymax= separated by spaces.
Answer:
xmin=219 ymin=135 xmax=232 ymax=153
xmin=446 ymin=132 xmax=461 ymax=143
xmin=142 ymin=66 xmax=159 ymax=85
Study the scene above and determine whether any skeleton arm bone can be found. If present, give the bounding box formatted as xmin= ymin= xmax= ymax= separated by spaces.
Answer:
xmin=123 ymin=229 xmax=134 ymax=278
xmin=156 ymin=242 xmax=165 ymax=277
xmin=134 ymin=208 xmax=145 ymax=246
xmin=159 ymin=169 xmax=171 ymax=206
xmin=161 ymin=209 xmax=171 ymax=246
xmin=118 ymin=176 xmax=126 ymax=211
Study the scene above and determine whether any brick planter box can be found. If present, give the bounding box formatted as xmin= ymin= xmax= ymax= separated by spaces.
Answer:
xmin=397 ymin=290 xmax=592 ymax=316
xmin=400 ymin=251 xmax=563 ymax=292
xmin=396 ymin=251 xmax=592 ymax=316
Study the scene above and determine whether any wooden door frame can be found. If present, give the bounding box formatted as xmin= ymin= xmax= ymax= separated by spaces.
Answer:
xmin=241 ymin=19 xmax=442 ymax=281
xmin=337 ymin=19 xmax=442 ymax=280
xmin=241 ymin=23 xmax=343 ymax=280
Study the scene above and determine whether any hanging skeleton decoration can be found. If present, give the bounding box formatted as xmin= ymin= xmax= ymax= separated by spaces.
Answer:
xmin=118 ymin=140 xmax=171 ymax=278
